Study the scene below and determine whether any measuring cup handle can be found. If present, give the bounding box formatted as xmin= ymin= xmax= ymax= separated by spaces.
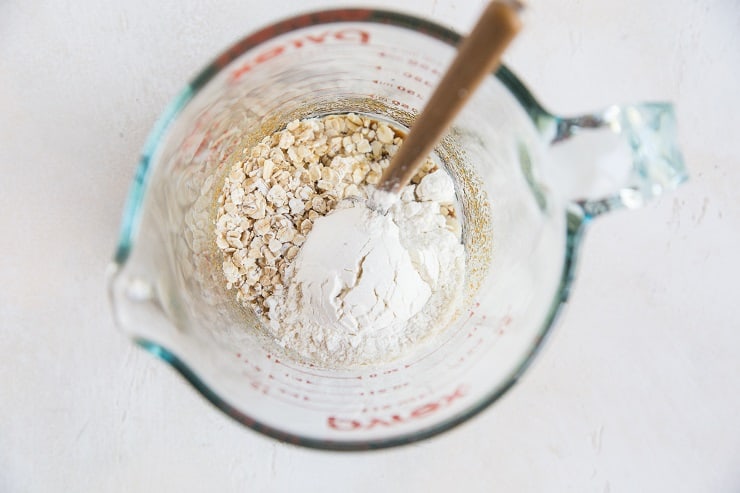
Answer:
xmin=551 ymin=103 xmax=687 ymax=218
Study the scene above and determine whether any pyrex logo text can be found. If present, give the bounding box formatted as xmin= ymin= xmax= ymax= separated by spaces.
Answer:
xmin=230 ymin=29 xmax=370 ymax=82
xmin=327 ymin=385 xmax=467 ymax=431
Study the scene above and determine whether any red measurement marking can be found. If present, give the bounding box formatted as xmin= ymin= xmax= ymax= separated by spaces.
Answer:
xmin=249 ymin=380 xmax=269 ymax=395
xmin=402 ymin=72 xmax=435 ymax=88
xmin=327 ymin=385 xmax=467 ymax=431
xmin=391 ymin=99 xmax=416 ymax=111
xmin=407 ymin=58 xmax=442 ymax=76
xmin=372 ymin=79 xmax=395 ymax=88
xmin=230 ymin=28 xmax=370 ymax=82
xmin=395 ymin=85 xmax=424 ymax=100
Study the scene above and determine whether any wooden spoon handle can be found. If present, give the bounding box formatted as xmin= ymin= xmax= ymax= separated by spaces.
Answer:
xmin=378 ymin=1 xmax=523 ymax=193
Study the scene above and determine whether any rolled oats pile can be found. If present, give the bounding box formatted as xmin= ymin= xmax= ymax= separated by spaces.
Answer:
xmin=215 ymin=113 xmax=454 ymax=322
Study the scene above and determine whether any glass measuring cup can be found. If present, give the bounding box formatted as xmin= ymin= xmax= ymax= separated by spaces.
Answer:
xmin=108 ymin=9 xmax=686 ymax=450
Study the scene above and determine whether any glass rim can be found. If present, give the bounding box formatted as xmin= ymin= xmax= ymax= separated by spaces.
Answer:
xmin=111 ymin=7 xmax=576 ymax=451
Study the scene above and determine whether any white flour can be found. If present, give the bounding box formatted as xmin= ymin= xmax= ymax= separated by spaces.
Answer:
xmin=267 ymin=170 xmax=465 ymax=367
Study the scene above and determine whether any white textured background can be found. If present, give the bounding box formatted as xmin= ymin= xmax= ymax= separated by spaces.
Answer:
xmin=1 ymin=1 xmax=738 ymax=491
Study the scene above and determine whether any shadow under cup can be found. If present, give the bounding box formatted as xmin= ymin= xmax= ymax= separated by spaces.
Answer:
xmin=110 ymin=10 xmax=566 ymax=449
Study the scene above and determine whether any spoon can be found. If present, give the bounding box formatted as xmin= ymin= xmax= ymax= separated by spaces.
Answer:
xmin=373 ymin=0 xmax=523 ymax=206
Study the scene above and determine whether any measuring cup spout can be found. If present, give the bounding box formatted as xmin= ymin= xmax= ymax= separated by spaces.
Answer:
xmin=548 ymin=103 xmax=687 ymax=219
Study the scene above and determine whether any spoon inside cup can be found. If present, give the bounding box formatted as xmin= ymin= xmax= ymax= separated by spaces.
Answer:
xmin=372 ymin=0 xmax=523 ymax=209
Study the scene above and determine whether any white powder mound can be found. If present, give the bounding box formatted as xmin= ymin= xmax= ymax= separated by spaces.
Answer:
xmin=269 ymin=205 xmax=432 ymax=361
xmin=416 ymin=169 xmax=457 ymax=204
xmin=292 ymin=205 xmax=431 ymax=333
xmin=267 ymin=170 xmax=465 ymax=367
